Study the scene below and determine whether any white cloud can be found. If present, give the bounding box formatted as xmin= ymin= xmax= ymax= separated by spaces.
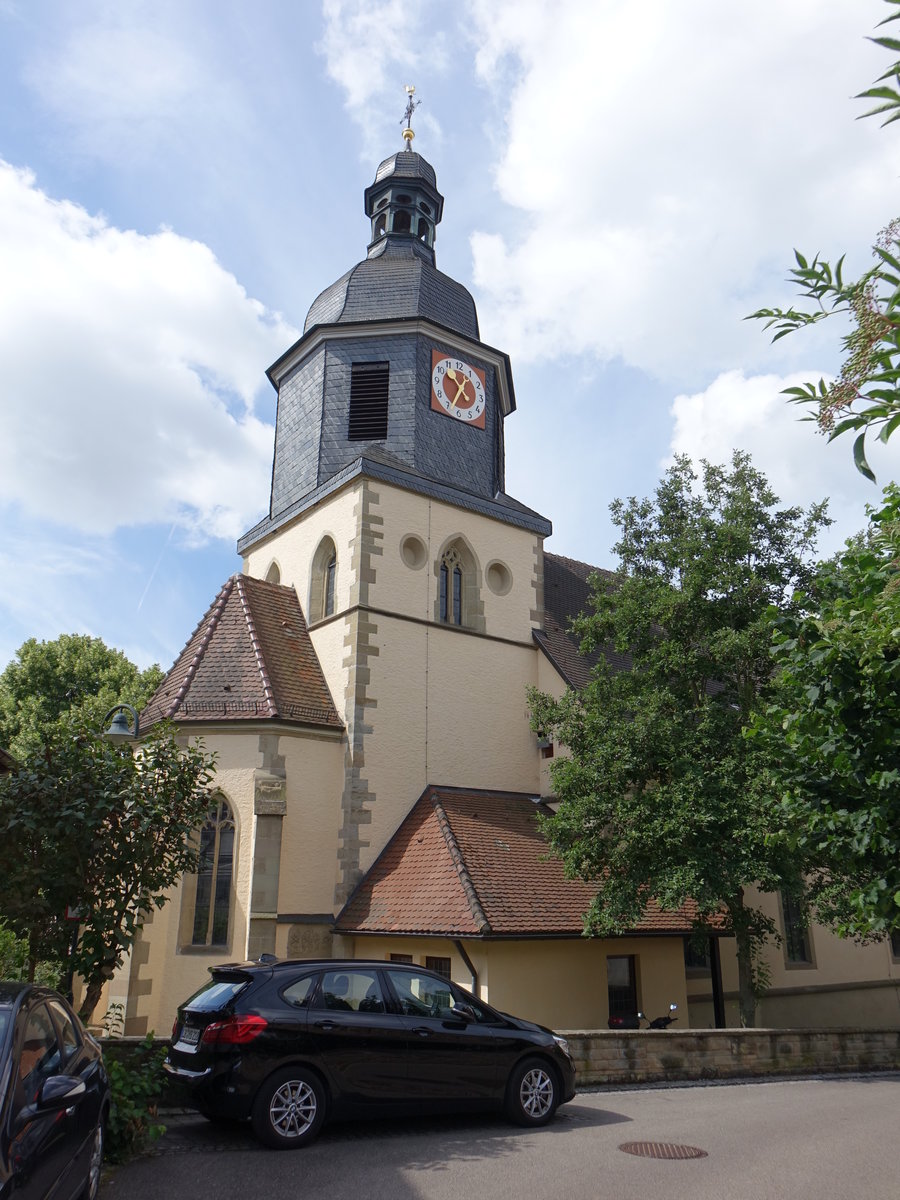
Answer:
xmin=668 ymin=369 xmax=900 ymax=554
xmin=318 ymin=0 xmax=447 ymax=155
xmin=463 ymin=0 xmax=894 ymax=381
xmin=0 ymin=160 xmax=296 ymax=540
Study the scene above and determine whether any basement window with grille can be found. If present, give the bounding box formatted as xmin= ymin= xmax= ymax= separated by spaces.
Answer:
xmin=348 ymin=362 xmax=389 ymax=440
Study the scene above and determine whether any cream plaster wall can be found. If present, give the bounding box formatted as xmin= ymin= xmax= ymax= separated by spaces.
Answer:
xmin=342 ymin=935 xmax=688 ymax=1031
xmin=357 ymin=614 xmax=543 ymax=873
xmin=124 ymin=731 xmax=256 ymax=1035
xmin=123 ymin=726 xmax=344 ymax=1035
xmin=242 ymin=485 xmax=360 ymax=724
xmin=535 ymin=650 xmax=568 ymax=797
xmin=368 ymin=485 xmax=542 ymax=643
xmin=243 ymin=484 xmax=360 ymax=622
xmin=278 ymin=732 xmax=346 ymax=914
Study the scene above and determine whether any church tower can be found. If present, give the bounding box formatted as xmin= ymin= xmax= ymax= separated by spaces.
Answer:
xmin=238 ymin=120 xmax=551 ymax=911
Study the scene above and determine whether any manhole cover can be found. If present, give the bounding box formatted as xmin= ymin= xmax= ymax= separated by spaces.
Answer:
xmin=618 ymin=1141 xmax=708 ymax=1160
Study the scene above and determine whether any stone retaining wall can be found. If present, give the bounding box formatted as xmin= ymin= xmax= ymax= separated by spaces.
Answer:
xmin=560 ymin=1028 xmax=900 ymax=1087
xmin=103 ymin=1028 xmax=900 ymax=1102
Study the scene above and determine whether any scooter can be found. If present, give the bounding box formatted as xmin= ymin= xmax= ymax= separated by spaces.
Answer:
xmin=639 ymin=1002 xmax=678 ymax=1029
xmin=607 ymin=1002 xmax=678 ymax=1030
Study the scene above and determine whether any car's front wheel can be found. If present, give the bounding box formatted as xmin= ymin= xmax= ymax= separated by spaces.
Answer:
xmin=505 ymin=1058 xmax=559 ymax=1127
xmin=82 ymin=1117 xmax=104 ymax=1200
xmin=251 ymin=1067 xmax=326 ymax=1149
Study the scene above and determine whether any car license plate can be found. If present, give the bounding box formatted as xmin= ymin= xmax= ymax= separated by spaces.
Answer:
xmin=181 ymin=1025 xmax=200 ymax=1045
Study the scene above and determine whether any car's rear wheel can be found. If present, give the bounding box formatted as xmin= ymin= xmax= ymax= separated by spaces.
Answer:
xmin=505 ymin=1057 xmax=559 ymax=1127
xmin=251 ymin=1067 xmax=326 ymax=1149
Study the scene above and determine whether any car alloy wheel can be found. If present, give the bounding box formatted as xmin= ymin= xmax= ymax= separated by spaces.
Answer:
xmin=83 ymin=1120 xmax=104 ymax=1200
xmin=506 ymin=1058 xmax=558 ymax=1126
xmin=251 ymin=1067 xmax=326 ymax=1149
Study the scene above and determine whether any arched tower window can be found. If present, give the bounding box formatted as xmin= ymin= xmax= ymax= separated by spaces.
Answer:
xmin=434 ymin=538 xmax=485 ymax=633
xmin=191 ymin=796 xmax=235 ymax=947
xmin=310 ymin=535 xmax=338 ymax=622
xmin=325 ymin=553 xmax=336 ymax=617
xmin=265 ymin=561 xmax=281 ymax=585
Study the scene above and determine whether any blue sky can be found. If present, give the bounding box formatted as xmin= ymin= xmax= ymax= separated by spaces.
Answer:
xmin=1 ymin=0 xmax=899 ymax=674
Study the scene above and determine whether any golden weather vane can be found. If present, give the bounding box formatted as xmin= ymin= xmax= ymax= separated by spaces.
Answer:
xmin=401 ymin=84 xmax=419 ymax=148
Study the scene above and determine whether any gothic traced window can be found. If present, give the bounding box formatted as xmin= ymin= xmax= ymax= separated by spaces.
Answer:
xmin=191 ymin=796 xmax=235 ymax=947
xmin=434 ymin=538 xmax=484 ymax=633
xmin=439 ymin=549 xmax=463 ymax=625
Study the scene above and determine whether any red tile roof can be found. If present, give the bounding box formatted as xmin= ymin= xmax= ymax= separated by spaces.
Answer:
xmin=141 ymin=575 xmax=342 ymax=730
xmin=337 ymin=787 xmax=708 ymax=938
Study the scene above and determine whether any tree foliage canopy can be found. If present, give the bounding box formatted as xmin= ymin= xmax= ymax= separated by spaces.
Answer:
xmin=749 ymin=485 xmax=900 ymax=938
xmin=0 ymin=634 xmax=163 ymax=760
xmin=529 ymin=453 xmax=830 ymax=1026
xmin=0 ymin=723 xmax=214 ymax=1022
xmin=749 ymin=0 xmax=900 ymax=480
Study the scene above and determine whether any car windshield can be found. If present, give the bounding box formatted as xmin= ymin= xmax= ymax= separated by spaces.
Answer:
xmin=0 ymin=1009 xmax=9 ymax=1043
xmin=183 ymin=977 xmax=250 ymax=1013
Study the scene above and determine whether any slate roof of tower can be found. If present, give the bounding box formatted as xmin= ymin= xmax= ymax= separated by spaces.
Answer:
xmin=536 ymin=553 xmax=633 ymax=690
xmin=304 ymin=238 xmax=479 ymax=339
xmin=336 ymin=787 xmax=709 ymax=937
xmin=373 ymin=150 xmax=437 ymax=188
xmin=141 ymin=574 xmax=342 ymax=730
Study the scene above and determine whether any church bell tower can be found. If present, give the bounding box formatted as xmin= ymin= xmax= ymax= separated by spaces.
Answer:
xmin=238 ymin=100 xmax=551 ymax=905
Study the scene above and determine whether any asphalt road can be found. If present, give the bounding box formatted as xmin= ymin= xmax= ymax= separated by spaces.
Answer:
xmin=100 ymin=1074 xmax=899 ymax=1200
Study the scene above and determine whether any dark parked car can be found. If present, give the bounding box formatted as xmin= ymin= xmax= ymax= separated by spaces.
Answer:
xmin=0 ymin=983 xmax=109 ymax=1200
xmin=165 ymin=958 xmax=575 ymax=1148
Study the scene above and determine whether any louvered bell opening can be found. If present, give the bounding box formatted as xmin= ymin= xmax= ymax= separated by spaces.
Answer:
xmin=348 ymin=362 xmax=390 ymax=440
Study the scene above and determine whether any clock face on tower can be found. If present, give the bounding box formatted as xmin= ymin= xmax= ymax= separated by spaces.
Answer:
xmin=431 ymin=350 xmax=487 ymax=429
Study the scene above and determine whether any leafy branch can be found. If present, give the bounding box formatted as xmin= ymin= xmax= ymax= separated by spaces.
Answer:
xmin=748 ymin=1 xmax=900 ymax=481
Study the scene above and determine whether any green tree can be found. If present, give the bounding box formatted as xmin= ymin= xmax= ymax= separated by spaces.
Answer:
xmin=749 ymin=485 xmax=900 ymax=938
xmin=0 ymin=722 xmax=214 ymax=1022
xmin=749 ymin=0 xmax=900 ymax=480
xmin=0 ymin=634 xmax=163 ymax=760
xmin=528 ymin=453 xmax=830 ymax=1027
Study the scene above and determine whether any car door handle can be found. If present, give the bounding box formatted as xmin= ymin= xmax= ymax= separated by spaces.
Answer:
xmin=314 ymin=1020 xmax=337 ymax=1030
xmin=412 ymin=1027 xmax=432 ymax=1038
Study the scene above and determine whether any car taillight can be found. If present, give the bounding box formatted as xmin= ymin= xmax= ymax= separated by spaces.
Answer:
xmin=201 ymin=1014 xmax=268 ymax=1045
xmin=171 ymin=1018 xmax=178 ymax=1040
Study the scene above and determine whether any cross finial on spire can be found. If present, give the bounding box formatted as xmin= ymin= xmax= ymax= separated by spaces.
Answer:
xmin=401 ymin=84 xmax=419 ymax=149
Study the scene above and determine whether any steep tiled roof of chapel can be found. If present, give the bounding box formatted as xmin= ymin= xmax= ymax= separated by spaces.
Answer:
xmin=536 ymin=553 xmax=633 ymax=690
xmin=141 ymin=575 xmax=342 ymax=730
xmin=336 ymin=787 xmax=707 ymax=938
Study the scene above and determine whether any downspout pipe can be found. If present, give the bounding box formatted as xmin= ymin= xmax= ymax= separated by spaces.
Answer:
xmin=454 ymin=940 xmax=478 ymax=995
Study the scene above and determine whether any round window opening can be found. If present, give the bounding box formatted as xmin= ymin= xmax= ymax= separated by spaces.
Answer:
xmin=486 ymin=560 xmax=512 ymax=596
xmin=400 ymin=534 xmax=428 ymax=571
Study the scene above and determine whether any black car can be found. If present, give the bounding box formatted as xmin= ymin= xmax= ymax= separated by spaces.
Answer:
xmin=165 ymin=958 xmax=576 ymax=1149
xmin=0 ymin=983 xmax=109 ymax=1200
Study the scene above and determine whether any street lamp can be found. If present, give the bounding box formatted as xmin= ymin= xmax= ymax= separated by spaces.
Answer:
xmin=103 ymin=704 xmax=140 ymax=743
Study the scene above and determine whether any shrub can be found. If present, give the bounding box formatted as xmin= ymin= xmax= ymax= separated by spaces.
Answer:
xmin=103 ymin=1034 xmax=166 ymax=1162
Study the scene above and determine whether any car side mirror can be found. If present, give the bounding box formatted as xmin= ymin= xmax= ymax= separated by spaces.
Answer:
xmin=453 ymin=1003 xmax=476 ymax=1023
xmin=39 ymin=1075 xmax=86 ymax=1109
xmin=13 ymin=1076 xmax=85 ymax=1134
